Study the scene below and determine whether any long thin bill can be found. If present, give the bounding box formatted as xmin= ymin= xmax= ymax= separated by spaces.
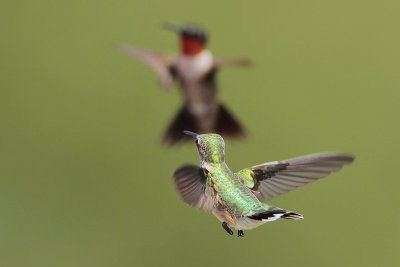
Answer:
xmin=161 ymin=22 xmax=183 ymax=33
xmin=183 ymin=130 xmax=198 ymax=137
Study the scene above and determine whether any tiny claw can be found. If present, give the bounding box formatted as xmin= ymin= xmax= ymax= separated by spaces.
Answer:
xmin=222 ymin=222 xmax=233 ymax=236
xmin=237 ymin=230 xmax=244 ymax=237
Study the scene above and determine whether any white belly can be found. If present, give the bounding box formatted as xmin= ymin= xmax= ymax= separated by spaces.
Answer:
xmin=176 ymin=50 xmax=213 ymax=81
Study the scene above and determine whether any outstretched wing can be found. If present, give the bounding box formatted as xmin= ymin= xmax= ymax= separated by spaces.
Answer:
xmin=173 ymin=164 xmax=216 ymax=212
xmin=118 ymin=43 xmax=176 ymax=89
xmin=213 ymin=57 xmax=252 ymax=68
xmin=237 ymin=152 xmax=355 ymax=202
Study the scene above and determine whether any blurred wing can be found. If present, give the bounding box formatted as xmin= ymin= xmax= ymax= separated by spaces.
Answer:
xmin=239 ymin=153 xmax=355 ymax=202
xmin=118 ymin=43 xmax=175 ymax=89
xmin=173 ymin=164 xmax=216 ymax=212
xmin=214 ymin=57 xmax=252 ymax=68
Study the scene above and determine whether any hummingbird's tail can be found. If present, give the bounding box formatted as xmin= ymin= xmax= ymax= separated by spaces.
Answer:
xmin=281 ymin=212 xmax=304 ymax=220
xmin=163 ymin=103 xmax=245 ymax=145
xmin=215 ymin=103 xmax=245 ymax=139
xmin=163 ymin=105 xmax=198 ymax=145
xmin=248 ymin=209 xmax=304 ymax=222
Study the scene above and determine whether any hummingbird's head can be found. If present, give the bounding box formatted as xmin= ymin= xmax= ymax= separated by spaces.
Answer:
xmin=184 ymin=131 xmax=225 ymax=163
xmin=162 ymin=22 xmax=208 ymax=56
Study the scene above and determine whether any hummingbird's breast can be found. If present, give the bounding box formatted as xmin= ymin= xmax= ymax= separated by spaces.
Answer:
xmin=176 ymin=50 xmax=213 ymax=81
xmin=176 ymin=50 xmax=217 ymax=105
xmin=176 ymin=50 xmax=219 ymax=132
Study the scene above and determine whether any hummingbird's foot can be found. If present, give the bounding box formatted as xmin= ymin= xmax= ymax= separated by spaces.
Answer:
xmin=237 ymin=230 xmax=244 ymax=237
xmin=222 ymin=222 xmax=233 ymax=236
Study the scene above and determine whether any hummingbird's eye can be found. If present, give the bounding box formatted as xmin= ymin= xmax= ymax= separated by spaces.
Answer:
xmin=195 ymin=139 xmax=199 ymax=145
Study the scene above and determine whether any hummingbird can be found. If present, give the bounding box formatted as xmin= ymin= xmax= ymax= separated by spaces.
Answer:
xmin=119 ymin=23 xmax=250 ymax=145
xmin=173 ymin=131 xmax=355 ymax=237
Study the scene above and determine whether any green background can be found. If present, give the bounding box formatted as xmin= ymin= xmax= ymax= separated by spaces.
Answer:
xmin=1 ymin=0 xmax=399 ymax=266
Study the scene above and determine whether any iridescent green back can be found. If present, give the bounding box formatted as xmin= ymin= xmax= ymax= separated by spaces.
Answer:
xmin=198 ymin=134 xmax=270 ymax=217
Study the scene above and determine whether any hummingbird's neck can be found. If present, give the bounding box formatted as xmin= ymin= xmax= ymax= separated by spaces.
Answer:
xmin=201 ymin=160 xmax=227 ymax=171
xmin=200 ymin=150 xmax=225 ymax=169
xmin=180 ymin=36 xmax=206 ymax=56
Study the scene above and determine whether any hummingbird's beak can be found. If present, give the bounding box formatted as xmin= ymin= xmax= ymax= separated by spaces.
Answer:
xmin=184 ymin=130 xmax=198 ymax=137
xmin=161 ymin=22 xmax=183 ymax=34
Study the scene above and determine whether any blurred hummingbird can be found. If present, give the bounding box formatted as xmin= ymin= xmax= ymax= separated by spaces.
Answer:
xmin=173 ymin=131 xmax=355 ymax=237
xmin=119 ymin=23 xmax=250 ymax=145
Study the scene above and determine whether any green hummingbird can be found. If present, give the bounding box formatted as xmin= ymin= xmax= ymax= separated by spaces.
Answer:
xmin=173 ymin=131 xmax=355 ymax=237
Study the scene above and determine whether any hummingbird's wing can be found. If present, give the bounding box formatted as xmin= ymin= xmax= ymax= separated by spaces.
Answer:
xmin=213 ymin=57 xmax=252 ymax=68
xmin=237 ymin=153 xmax=354 ymax=202
xmin=173 ymin=164 xmax=216 ymax=212
xmin=118 ymin=43 xmax=176 ymax=89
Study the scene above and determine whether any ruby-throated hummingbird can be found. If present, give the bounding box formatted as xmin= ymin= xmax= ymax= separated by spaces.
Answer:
xmin=173 ymin=131 xmax=355 ymax=237
xmin=119 ymin=23 xmax=250 ymax=145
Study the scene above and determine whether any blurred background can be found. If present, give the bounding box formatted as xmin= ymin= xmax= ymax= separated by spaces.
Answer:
xmin=1 ymin=0 xmax=399 ymax=266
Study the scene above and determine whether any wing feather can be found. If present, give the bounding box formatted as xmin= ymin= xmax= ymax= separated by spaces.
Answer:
xmin=118 ymin=43 xmax=175 ymax=88
xmin=173 ymin=164 xmax=215 ymax=212
xmin=238 ymin=152 xmax=354 ymax=202
xmin=213 ymin=57 xmax=252 ymax=68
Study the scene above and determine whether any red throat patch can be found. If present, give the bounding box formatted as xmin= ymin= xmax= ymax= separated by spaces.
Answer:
xmin=181 ymin=36 xmax=205 ymax=56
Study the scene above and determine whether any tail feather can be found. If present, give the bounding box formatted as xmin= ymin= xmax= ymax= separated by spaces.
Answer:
xmin=215 ymin=104 xmax=245 ymax=138
xmin=281 ymin=212 xmax=304 ymax=220
xmin=163 ymin=105 xmax=197 ymax=145
xmin=248 ymin=210 xmax=304 ymax=222
xmin=162 ymin=103 xmax=245 ymax=145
